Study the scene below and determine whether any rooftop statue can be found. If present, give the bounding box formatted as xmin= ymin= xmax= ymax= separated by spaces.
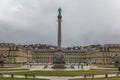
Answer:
xmin=58 ymin=8 xmax=62 ymax=16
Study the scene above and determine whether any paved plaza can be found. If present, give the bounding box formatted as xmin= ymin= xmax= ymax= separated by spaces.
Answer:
xmin=29 ymin=65 xmax=94 ymax=71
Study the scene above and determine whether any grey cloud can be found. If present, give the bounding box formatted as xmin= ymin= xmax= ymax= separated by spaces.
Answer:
xmin=0 ymin=0 xmax=120 ymax=46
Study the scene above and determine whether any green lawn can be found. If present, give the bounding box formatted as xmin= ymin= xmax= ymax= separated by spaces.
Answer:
xmin=70 ymin=77 xmax=120 ymax=80
xmin=91 ymin=68 xmax=117 ymax=71
xmin=0 ymin=78 xmax=48 ymax=80
xmin=3 ymin=69 xmax=117 ymax=76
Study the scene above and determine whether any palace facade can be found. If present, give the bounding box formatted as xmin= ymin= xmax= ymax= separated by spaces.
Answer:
xmin=0 ymin=43 xmax=120 ymax=65
xmin=31 ymin=44 xmax=120 ymax=64
xmin=0 ymin=43 xmax=32 ymax=64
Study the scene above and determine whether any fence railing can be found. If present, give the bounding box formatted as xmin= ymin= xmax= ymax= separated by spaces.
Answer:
xmin=83 ymin=73 xmax=120 ymax=79
xmin=0 ymin=73 xmax=119 ymax=79
xmin=0 ymin=73 xmax=35 ymax=79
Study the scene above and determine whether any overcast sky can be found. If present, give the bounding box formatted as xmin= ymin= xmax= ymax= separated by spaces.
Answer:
xmin=0 ymin=0 xmax=120 ymax=46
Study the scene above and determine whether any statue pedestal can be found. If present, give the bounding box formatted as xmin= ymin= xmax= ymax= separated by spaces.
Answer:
xmin=53 ymin=64 xmax=66 ymax=69
xmin=52 ymin=51 xmax=66 ymax=69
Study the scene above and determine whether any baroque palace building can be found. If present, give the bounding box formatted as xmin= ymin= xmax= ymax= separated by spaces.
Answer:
xmin=26 ymin=44 xmax=120 ymax=65
xmin=0 ymin=43 xmax=120 ymax=65
xmin=0 ymin=43 xmax=32 ymax=64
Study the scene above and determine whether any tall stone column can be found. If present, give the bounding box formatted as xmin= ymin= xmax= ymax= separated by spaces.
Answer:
xmin=53 ymin=8 xmax=65 ymax=69
xmin=57 ymin=8 xmax=62 ymax=50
